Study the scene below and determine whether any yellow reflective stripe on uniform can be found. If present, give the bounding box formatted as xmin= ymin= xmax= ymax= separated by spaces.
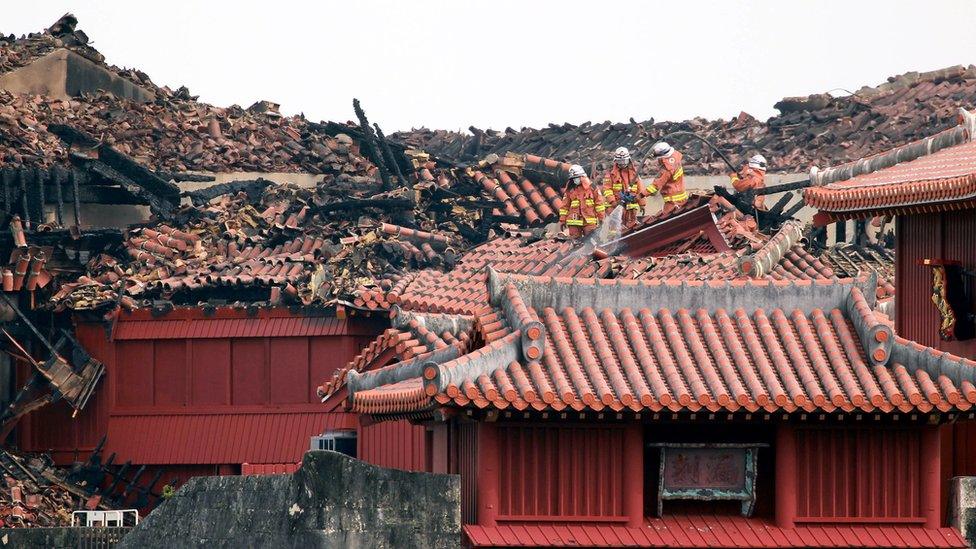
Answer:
xmin=730 ymin=174 xmax=740 ymax=182
xmin=630 ymin=183 xmax=640 ymax=192
xmin=595 ymin=205 xmax=607 ymax=212
xmin=584 ymin=217 xmax=599 ymax=225
xmin=558 ymin=208 xmax=568 ymax=216
xmin=663 ymin=192 xmax=689 ymax=202
xmin=566 ymin=219 xmax=584 ymax=226
xmin=570 ymin=200 xmax=580 ymax=207
xmin=585 ymin=199 xmax=595 ymax=206
xmin=646 ymin=185 xmax=658 ymax=194
xmin=612 ymin=184 xmax=623 ymax=190
xmin=672 ymin=167 xmax=684 ymax=180
xmin=626 ymin=203 xmax=640 ymax=210
xmin=603 ymin=189 xmax=614 ymax=196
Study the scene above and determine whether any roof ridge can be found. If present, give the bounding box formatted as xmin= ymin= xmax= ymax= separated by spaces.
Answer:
xmin=489 ymin=277 xmax=546 ymax=362
xmin=845 ymin=286 xmax=894 ymax=367
xmin=890 ymin=336 xmax=976 ymax=387
xmin=347 ymin=342 xmax=464 ymax=402
xmin=737 ymin=219 xmax=804 ymax=278
xmin=423 ymin=330 xmax=522 ymax=398
xmin=490 ymin=268 xmax=877 ymax=317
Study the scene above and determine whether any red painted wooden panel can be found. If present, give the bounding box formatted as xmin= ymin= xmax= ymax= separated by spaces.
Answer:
xmin=116 ymin=341 xmax=154 ymax=407
xmin=795 ymin=428 xmax=921 ymax=521
xmin=153 ymin=340 xmax=187 ymax=406
xmin=896 ymin=212 xmax=976 ymax=358
xmin=231 ymin=339 xmax=266 ymax=405
xmin=496 ymin=424 xmax=625 ymax=519
xmin=358 ymin=420 xmax=427 ymax=472
xmin=190 ymin=339 xmax=231 ymax=406
xmin=451 ymin=422 xmax=479 ymax=524
xmin=269 ymin=338 xmax=309 ymax=404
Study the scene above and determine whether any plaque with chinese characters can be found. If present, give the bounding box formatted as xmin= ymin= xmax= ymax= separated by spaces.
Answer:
xmin=649 ymin=443 xmax=767 ymax=517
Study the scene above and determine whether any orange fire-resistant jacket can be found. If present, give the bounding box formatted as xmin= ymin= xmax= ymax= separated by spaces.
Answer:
xmin=559 ymin=177 xmax=606 ymax=228
xmin=731 ymin=165 xmax=767 ymax=210
xmin=602 ymin=164 xmax=646 ymax=211
xmin=647 ymin=150 xmax=687 ymax=204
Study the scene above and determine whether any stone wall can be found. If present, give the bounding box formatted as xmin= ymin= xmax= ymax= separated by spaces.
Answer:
xmin=118 ymin=450 xmax=460 ymax=548
xmin=0 ymin=527 xmax=129 ymax=548
xmin=949 ymin=476 xmax=976 ymax=547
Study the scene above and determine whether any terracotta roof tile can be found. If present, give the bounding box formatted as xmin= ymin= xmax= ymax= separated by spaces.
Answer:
xmin=805 ymin=113 xmax=976 ymax=218
xmin=350 ymin=276 xmax=976 ymax=417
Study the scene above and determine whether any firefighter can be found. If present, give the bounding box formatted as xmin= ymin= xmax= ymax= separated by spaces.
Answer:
xmin=646 ymin=142 xmax=687 ymax=214
xmin=730 ymin=154 xmax=768 ymax=210
xmin=559 ymin=164 xmax=606 ymax=238
xmin=602 ymin=147 xmax=645 ymax=229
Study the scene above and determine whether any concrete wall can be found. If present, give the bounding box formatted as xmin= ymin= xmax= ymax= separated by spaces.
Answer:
xmin=0 ymin=50 xmax=154 ymax=102
xmin=118 ymin=450 xmax=460 ymax=549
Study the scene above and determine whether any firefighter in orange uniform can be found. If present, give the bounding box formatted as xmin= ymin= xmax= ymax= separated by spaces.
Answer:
xmin=646 ymin=142 xmax=688 ymax=215
xmin=602 ymin=147 xmax=645 ymax=229
xmin=730 ymin=154 xmax=768 ymax=210
xmin=559 ymin=164 xmax=606 ymax=238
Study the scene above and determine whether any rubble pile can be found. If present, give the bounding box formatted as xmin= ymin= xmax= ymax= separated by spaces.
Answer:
xmin=395 ymin=65 xmax=976 ymax=174
xmin=0 ymin=449 xmax=98 ymax=528
xmin=0 ymin=13 xmax=153 ymax=90
xmin=49 ymin=172 xmax=485 ymax=310
xmin=0 ymin=89 xmax=381 ymax=174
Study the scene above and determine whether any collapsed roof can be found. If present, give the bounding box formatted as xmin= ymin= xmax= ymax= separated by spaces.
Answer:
xmin=396 ymin=65 xmax=976 ymax=175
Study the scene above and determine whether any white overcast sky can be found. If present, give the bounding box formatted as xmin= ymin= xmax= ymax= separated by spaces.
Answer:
xmin=6 ymin=1 xmax=976 ymax=132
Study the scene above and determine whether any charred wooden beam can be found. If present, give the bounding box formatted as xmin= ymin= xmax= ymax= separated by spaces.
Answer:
xmin=52 ymin=166 xmax=65 ymax=226
xmin=18 ymin=168 xmax=29 ymax=227
xmin=1 ymin=168 xmax=12 ymax=216
xmin=85 ymin=160 xmax=174 ymax=218
xmin=352 ymin=99 xmax=393 ymax=191
xmin=312 ymin=197 xmax=413 ymax=215
xmin=70 ymin=169 xmax=82 ymax=226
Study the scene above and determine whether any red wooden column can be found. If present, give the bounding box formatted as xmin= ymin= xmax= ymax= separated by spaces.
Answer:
xmin=430 ymin=424 xmax=448 ymax=474
xmin=622 ymin=423 xmax=645 ymax=527
xmin=775 ymin=424 xmax=797 ymax=528
xmin=477 ymin=422 xmax=500 ymax=527
xmin=921 ymin=424 xmax=942 ymax=528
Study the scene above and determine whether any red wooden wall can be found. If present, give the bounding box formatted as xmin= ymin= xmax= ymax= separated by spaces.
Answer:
xmin=896 ymin=211 xmax=976 ymax=357
xmin=895 ymin=211 xmax=976 ymax=478
xmin=17 ymin=309 xmax=383 ymax=472
xmin=495 ymin=424 xmax=626 ymax=521
xmin=794 ymin=428 xmax=922 ymax=523
xmin=451 ymin=422 xmax=479 ymax=525
xmin=358 ymin=420 xmax=428 ymax=472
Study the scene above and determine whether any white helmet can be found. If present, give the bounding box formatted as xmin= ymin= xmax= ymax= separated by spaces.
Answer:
xmin=568 ymin=164 xmax=586 ymax=181
xmin=613 ymin=147 xmax=631 ymax=166
xmin=748 ymin=154 xmax=768 ymax=171
xmin=652 ymin=141 xmax=673 ymax=158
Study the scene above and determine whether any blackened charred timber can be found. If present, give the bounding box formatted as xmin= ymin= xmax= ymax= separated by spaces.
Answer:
xmin=184 ymin=178 xmax=274 ymax=206
xmin=49 ymin=123 xmax=180 ymax=217
xmin=70 ymin=168 xmax=82 ymax=226
xmin=33 ymin=167 xmax=45 ymax=223
xmin=352 ymin=99 xmax=393 ymax=191
xmin=1 ymin=168 xmax=13 ymax=215
xmin=52 ymin=165 xmax=65 ymax=226
xmin=312 ymin=197 xmax=414 ymax=215
xmin=373 ymin=123 xmax=411 ymax=188
xmin=18 ymin=168 xmax=29 ymax=227
xmin=0 ymin=295 xmax=105 ymax=434
xmin=84 ymin=160 xmax=175 ymax=218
